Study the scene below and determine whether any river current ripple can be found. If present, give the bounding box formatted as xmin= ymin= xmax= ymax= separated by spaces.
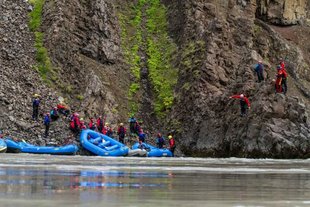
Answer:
xmin=0 ymin=154 xmax=309 ymax=207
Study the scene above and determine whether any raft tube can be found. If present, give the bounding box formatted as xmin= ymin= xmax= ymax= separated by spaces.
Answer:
xmin=4 ymin=138 xmax=78 ymax=155
xmin=127 ymin=149 xmax=147 ymax=157
xmin=132 ymin=143 xmax=172 ymax=157
xmin=80 ymin=129 xmax=129 ymax=156
xmin=0 ymin=139 xmax=7 ymax=153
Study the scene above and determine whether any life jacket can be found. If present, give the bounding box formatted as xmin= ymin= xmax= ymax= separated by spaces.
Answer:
xmin=89 ymin=121 xmax=96 ymax=130
xmin=70 ymin=121 xmax=75 ymax=129
xmin=118 ymin=126 xmax=126 ymax=135
xmin=281 ymin=68 xmax=288 ymax=79
xmin=102 ymin=126 xmax=107 ymax=135
xmin=255 ymin=63 xmax=263 ymax=72
xmin=57 ymin=104 xmax=66 ymax=110
xmin=80 ymin=122 xmax=86 ymax=129
xmin=97 ymin=118 xmax=103 ymax=128
xmin=157 ymin=137 xmax=165 ymax=148
xmin=44 ymin=116 xmax=50 ymax=125
xmin=169 ymin=138 xmax=175 ymax=147
xmin=33 ymin=99 xmax=40 ymax=107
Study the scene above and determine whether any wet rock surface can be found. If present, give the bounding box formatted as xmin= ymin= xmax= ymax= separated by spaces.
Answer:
xmin=256 ymin=0 xmax=308 ymax=25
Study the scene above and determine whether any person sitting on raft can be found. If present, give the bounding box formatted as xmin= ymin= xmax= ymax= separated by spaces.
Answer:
xmin=138 ymin=140 xmax=149 ymax=151
xmin=138 ymin=131 xmax=146 ymax=143
xmin=117 ymin=123 xmax=126 ymax=144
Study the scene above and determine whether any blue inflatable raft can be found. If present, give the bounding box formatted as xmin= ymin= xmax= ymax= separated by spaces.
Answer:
xmin=0 ymin=139 xmax=7 ymax=153
xmin=80 ymin=129 xmax=129 ymax=156
xmin=132 ymin=142 xmax=172 ymax=157
xmin=4 ymin=138 xmax=78 ymax=155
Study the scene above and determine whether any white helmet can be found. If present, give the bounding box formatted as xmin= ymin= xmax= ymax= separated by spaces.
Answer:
xmin=240 ymin=94 xmax=244 ymax=98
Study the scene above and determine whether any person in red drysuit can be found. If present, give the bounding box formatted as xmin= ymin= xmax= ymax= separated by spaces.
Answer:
xmin=229 ymin=94 xmax=251 ymax=117
xmin=279 ymin=61 xmax=288 ymax=95
xmin=168 ymin=135 xmax=176 ymax=157
xmin=70 ymin=113 xmax=81 ymax=135
xmin=88 ymin=117 xmax=96 ymax=130
xmin=275 ymin=66 xmax=283 ymax=93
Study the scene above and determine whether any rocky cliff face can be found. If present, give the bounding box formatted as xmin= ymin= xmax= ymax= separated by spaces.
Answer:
xmin=256 ymin=0 xmax=308 ymax=25
xmin=42 ymin=0 xmax=129 ymax=121
xmin=164 ymin=0 xmax=310 ymax=158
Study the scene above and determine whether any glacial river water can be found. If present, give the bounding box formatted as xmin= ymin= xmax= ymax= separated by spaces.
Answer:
xmin=0 ymin=154 xmax=309 ymax=207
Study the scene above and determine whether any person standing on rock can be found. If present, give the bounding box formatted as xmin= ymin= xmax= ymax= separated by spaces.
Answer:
xmin=70 ymin=113 xmax=80 ymax=136
xmin=128 ymin=115 xmax=137 ymax=134
xmin=43 ymin=113 xmax=51 ymax=138
xmin=32 ymin=94 xmax=40 ymax=121
xmin=156 ymin=133 xmax=166 ymax=149
xmin=96 ymin=116 xmax=105 ymax=133
xmin=254 ymin=60 xmax=264 ymax=83
xmin=117 ymin=123 xmax=126 ymax=144
xmin=229 ymin=94 xmax=251 ymax=117
xmin=79 ymin=118 xmax=87 ymax=130
xmin=88 ymin=117 xmax=96 ymax=130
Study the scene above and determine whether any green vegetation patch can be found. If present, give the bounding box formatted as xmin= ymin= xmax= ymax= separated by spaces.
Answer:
xmin=29 ymin=0 xmax=56 ymax=84
xmin=119 ymin=1 xmax=145 ymax=114
xmin=119 ymin=0 xmax=177 ymax=117
xmin=146 ymin=0 xmax=177 ymax=117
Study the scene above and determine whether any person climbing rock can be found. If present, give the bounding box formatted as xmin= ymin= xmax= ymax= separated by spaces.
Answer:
xmin=275 ymin=66 xmax=283 ymax=93
xmin=156 ymin=133 xmax=166 ymax=149
xmin=57 ymin=102 xmax=70 ymax=117
xmin=117 ymin=123 xmax=126 ymax=144
xmin=88 ymin=117 xmax=96 ymax=130
xmin=254 ymin=60 xmax=264 ymax=83
xmin=43 ymin=113 xmax=50 ymax=137
xmin=128 ymin=115 xmax=137 ymax=134
xmin=280 ymin=64 xmax=288 ymax=95
xmin=229 ymin=94 xmax=251 ymax=117
xmin=50 ymin=107 xmax=59 ymax=121
xmin=168 ymin=135 xmax=176 ymax=157
xmin=96 ymin=116 xmax=105 ymax=133
xmin=32 ymin=94 xmax=40 ymax=121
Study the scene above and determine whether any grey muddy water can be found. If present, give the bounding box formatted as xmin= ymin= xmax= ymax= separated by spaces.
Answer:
xmin=0 ymin=154 xmax=309 ymax=207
